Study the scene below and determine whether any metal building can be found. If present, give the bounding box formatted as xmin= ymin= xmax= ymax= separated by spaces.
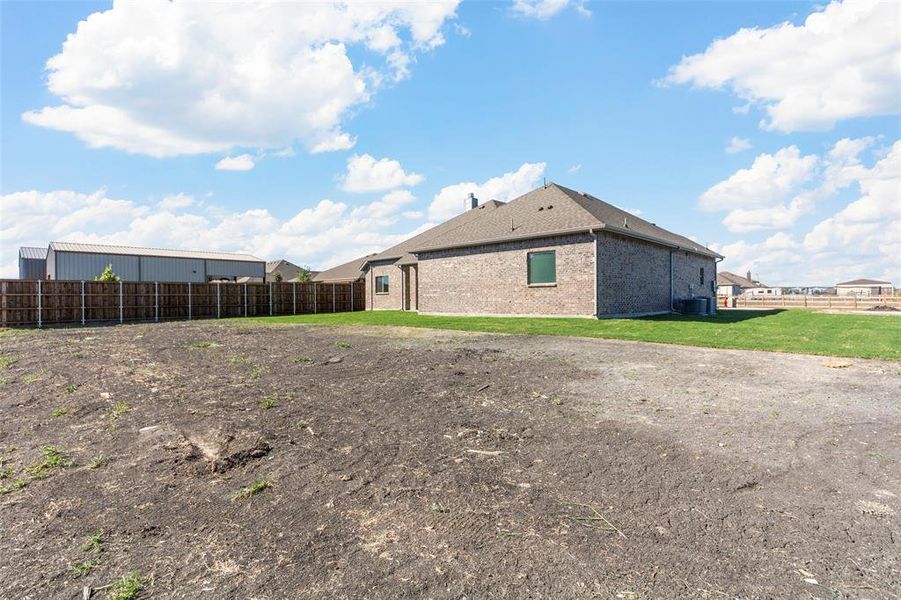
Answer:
xmin=18 ymin=246 xmax=48 ymax=279
xmin=45 ymin=241 xmax=265 ymax=282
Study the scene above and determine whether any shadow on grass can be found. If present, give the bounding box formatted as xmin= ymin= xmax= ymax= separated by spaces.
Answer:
xmin=638 ymin=309 xmax=785 ymax=324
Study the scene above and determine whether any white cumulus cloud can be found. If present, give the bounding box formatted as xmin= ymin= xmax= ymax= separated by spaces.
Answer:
xmin=0 ymin=187 xmax=434 ymax=277
xmin=511 ymin=0 xmax=591 ymax=19
xmin=215 ymin=154 xmax=256 ymax=172
xmin=340 ymin=154 xmax=424 ymax=192
xmin=662 ymin=0 xmax=901 ymax=132
xmin=711 ymin=140 xmax=901 ymax=285
xmin=22 ymin=0 xmax=460 ymax=158
xmin=428 ymin=162 xmax=546 ymax=221
xmin=725 ymin=137 xmax=752 ymax=154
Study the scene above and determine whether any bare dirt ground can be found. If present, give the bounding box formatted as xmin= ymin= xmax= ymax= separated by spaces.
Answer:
xmin=1 ymin=322 xmax=899 ymax=599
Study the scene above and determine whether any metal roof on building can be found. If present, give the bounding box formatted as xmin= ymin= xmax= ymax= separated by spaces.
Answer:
xmin=48 ymin=241 xmax=264 ymax=262
xmin=19 ymin=246 xmax=48 ymax=259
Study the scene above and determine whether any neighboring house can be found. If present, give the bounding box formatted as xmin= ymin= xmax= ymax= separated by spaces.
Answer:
xmin=266 ymin=259 xmax=313 ymax=282
xmin=18 ymin=246 xmax=47 ymax=279
xmin=361 ymin=183 xmax=721 ymax=318
xmin=43 ymin=241 xmax=265 ymax=282
xmin=716 ymin=271 xmax=782 ymax=297
xmin=835 ymin=278 xmax=894 ymax=296
xmin=313 ymin=254 xmax=373 ymax=283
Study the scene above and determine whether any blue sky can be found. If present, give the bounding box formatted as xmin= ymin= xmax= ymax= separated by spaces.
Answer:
xmin=1 ymin=0 xmax=898 ymax=284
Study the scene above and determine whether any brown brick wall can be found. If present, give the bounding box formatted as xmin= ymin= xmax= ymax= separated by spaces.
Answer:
xmin=417 ymin=234 xmax=596 ymax=317
xmin=673 ymin=250 xmax=716 ymax=304
xmin=596 ymin=232 xmax=671 ymax=316
xmin=364 ymin=261 xmax=403 ymax=310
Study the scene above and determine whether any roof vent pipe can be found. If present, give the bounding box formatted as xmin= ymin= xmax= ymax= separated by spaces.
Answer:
xmin=469 ymin=193 xmax=478 ymax=210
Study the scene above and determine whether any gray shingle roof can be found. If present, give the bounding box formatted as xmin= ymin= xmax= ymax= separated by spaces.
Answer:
xmin=312 ymin=254 xmax=374 ymax=282
xmin=410 ymin=184 xmax=720 ymax=258
xmin=363 ymin=200 xmax=507 ymax=266
xmin=19 ymin=246 xmax=48 ymax=259
xmin=717 ymin=271 xmax=767 ymax=288
xmin=836 ymin=278 xmax=892 ymax=286
xmin=48 ymin=241 xmax=264 ymax=262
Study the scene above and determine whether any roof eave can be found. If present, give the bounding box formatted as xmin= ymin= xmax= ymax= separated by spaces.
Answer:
xmin=410 ymin=223 xmax=723 ymax=259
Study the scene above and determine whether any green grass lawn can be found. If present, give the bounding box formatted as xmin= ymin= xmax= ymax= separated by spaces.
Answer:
xmin=232 ymin=310 xmax=901 ymax=360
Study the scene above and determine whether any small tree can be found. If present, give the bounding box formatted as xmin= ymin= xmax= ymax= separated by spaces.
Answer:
xmin=94 ymin=264 xmax=121 ymax=282
xmin=273 ymin=272 xmax=283 ymax=282
xmin=295 ymin=266 xmax=313 ymax=283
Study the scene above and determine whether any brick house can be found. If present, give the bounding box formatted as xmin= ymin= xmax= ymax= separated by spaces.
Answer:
xmin=361 ymin=183 xmax=721 ymax=317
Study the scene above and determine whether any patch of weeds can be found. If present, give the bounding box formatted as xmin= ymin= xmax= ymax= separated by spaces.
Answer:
xmin=551 ymin=397 xmax=563 ymax=406
xmin=70 ymin=530 xmax=105 ymax=578
xmin=25 ymin=446 xmax=72 ymax=479
xmin=0 ymin=353 xmax=18 ymax=369
xmin=227 ymin=355 xmax=252 ymax=365
xmin=22 ymin=372 xmax=44 ymax=384
xmin=110 ymin=401 xmax=129 ymax=421
xmin=82 ymin=530 xmax=104 ymax=553
xmin=260 ymin=394 xmax=278 ymax=410
xmin=51 ymin=407 xmax=68 ymax=418
xmin=249 ymin=365 xmax=267 ymax=380
xmin=870 ymin=451 xmax=894 ymax=463
xmin=107 ymin=570 xmax=150 ymax=600
xmin=293 ymin=356 xmax=314 ymax=364
xmin=231 ymin=479 xmax=271 ymax=500
xmin=69 ymin=557 xmax=100 ymax=578
xmin=0 ymin=376 xmax=7 ymax=385
xmin=64 ymin=383 xmax=78 ymax=393
xmin=0 ymin=458 xmax=12 ymax=479
xmin=429 ymin=502 xmax=449 ymax=513
xmin=296 ymin=420 xmax=309 ymax=430
xmin=90 ymin=454 xmax=110 ymax=469
xmin=188 ymin=341 xmax=218 ymax=349
xmin=335 ymin=341 xmax=352 ymax=350
xmin=0 ymin=478 xmax=29 ymax=494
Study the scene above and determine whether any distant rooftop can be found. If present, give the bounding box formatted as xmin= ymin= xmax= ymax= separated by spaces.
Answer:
xmin=48 ymin=241 xmax=264 ymax=263
xmin=836 ymin=278 xmax=892 ymax=286
xmin=19 ymin=246 xmax=48 ymax=259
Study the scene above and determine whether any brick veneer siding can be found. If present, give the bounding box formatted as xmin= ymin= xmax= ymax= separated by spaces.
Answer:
xmin=672 ymin=250 xmax=716 ymax=304
xmin=365 ymin=260 xmax=403 ymax=310
xmin=596 ymin=231 xmax=671 ymax=316
xmin=417 ymin=234 xmax=596 ymax=317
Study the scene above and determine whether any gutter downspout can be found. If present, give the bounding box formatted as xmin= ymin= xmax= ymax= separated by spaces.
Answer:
xmin=591 ymin=230 xmax=598 ymax=318
xmin=669 ymin=250 xmax=674 ymax=312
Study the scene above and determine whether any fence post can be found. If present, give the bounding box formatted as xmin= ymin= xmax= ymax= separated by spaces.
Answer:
xmin=119 ymin=280 xmax=124 ymax=324
xmin=244 ymin=283 xmax=248 ymax=317
xmin=269 ymin=282 xmax=273 ymax=316
xmin=216 ymin=283 xmax=221 ymax=318
xmin=293 ymin=282 xmax=297 ymax=315
xmin=155 ymin=282 xmax=159 ymax=322
xmin=313 ymin=282 xmax=317 ymax=313
xmin=81 ymin=281 xmax=86 ymax=326
xmin=351 ymin=281 xmax=354 ymax=311
xmin=188 ymin=282 xmax=192 ymax=320
xmin=332 ymin=283 xmax=336 ymax=313
xmin=36 ymin=280 xmax=42 ymax=328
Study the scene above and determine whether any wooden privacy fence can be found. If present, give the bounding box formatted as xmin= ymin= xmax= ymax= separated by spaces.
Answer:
xmin=732 ymin=294 xmax=900 ymax=311
xmin=0 ymin=279 xmax=365 ymax=327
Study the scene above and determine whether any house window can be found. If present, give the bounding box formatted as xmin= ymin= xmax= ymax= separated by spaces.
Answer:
xmin=375 ymin=275 xmax=389 ymax=294
xmin=699 ymin=267 xmax=705 ymax=285
xmin=527 ymin=251 xmax=556 ymax=285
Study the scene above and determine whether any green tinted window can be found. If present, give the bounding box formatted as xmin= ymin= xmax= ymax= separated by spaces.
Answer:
xmin=527 ymin=251 xmax=556 ymax=285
